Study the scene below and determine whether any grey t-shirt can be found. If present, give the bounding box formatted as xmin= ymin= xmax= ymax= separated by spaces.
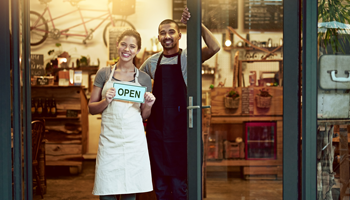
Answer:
xmin=139 ymin=48 xmax=188 ymax=85
xmin=94 ymin=66 xmax=152 ymax=92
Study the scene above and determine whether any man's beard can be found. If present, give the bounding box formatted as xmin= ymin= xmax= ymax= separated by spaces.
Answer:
xmin=161 ymin=39 xmax=177 ymax=50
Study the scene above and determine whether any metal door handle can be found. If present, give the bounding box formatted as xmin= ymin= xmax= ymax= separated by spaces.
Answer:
xmin=187 ymin=105 xmax=200 ymax=109
xmin=330 ymin=70 xmax=350 ymax=82
xmin=187 ymin=97 xmax=211 ymax=128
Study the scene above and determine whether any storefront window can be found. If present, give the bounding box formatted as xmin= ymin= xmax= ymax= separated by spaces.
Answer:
xmin=317 ymin=1 xmax=350 ymax=199
xmin=202 ymin=0 xmax=283 ymax=199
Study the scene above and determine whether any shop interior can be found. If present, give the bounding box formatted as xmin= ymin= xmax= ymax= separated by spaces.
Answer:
xmin=28 ymin=0 xmax=284 ymax=199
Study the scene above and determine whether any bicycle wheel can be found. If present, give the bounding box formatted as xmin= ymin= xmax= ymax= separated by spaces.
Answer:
xmin=30 ymin=11 xmax=48 ymax=46
xmin=103 ymin=19 xmax=135 ymax=47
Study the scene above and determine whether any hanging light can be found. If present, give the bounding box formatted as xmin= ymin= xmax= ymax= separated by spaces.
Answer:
xmin=224 ymin=29 xmax=232 ymax=47
xmin=222 ymin=29 xmax=233 ymax=50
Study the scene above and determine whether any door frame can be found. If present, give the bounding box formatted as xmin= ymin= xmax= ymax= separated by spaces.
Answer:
xmin=186 ymin=0 xmax=303 ymax=199
xmin=301 ymin=0 xmax=318 ymax=199
xmin=283 ymin=0 xmax=302 ymax=199
xmin=186 ymin=0 xmax=203 ymax=199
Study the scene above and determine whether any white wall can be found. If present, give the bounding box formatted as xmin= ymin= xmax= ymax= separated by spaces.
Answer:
xmin=30 ymin=0 xmax=175 ymax=67
xmin=29 ymin=0 xmax=283 ymax=157
xmin=30 ymin=0 xmax=283 ymax=89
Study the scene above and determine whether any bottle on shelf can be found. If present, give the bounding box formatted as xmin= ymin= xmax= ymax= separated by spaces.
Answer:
xmin=37 ymin=98 xmax=43 ymax=117
xmin=44 ymin=98 xmax=51 ymax=117
xmin=51 ymin=98 xmax=57 ymax=117
xmin=31 ymin=98 xmax=37 ymax=118
xmin=42 ymin=98 xmax=47 ymax=117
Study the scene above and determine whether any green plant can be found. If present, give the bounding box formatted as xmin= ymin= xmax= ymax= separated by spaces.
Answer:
xmin=257 ymin=88 xmax=272 ymax=97
xmin=80 ymin=56 xmax=88 ymax=66
xmin=48 ymin=43 xmax=62 ymax=57
xmin=318 ymin=0 xmax=350 ymax=54
xmin=226 ymin=90 xmax=239 ymax=99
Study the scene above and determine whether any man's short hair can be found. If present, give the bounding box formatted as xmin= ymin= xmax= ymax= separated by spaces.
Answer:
xmin=158 ymin=19 xmax=180 ymax=33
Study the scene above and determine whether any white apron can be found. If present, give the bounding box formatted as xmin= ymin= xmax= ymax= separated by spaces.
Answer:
xmin=93 ymin=65 xmax=153 ymax=195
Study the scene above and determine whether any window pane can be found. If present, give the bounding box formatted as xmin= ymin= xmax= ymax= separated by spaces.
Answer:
xmin=317 ymin=1 xmax=350 ymax=199
xmin=202 ymin=0 xmax=283 ymax=199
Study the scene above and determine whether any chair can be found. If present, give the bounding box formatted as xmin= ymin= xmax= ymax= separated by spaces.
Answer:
xmin=32 ymin=120 xmax=45 ymax=198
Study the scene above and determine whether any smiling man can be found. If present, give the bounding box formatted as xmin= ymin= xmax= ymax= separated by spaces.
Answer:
xmin=139 ymin=7 xmax=220 ymax=200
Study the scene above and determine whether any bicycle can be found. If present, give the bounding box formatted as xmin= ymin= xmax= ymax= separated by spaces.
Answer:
xmin=29 ymin=0 xmax=135 ymax=46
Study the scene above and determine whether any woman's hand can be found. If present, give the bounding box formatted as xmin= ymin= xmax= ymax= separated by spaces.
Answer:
xmin=144 ymin=92 xmax=155 ymax=107
xmin=141 ymin=92 xmax=155 ymax=120
xmin=105 ymin=87 xmax=116 ymax=103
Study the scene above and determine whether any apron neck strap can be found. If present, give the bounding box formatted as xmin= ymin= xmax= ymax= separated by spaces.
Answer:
xmin=134 ymin=67 xmax=139 ymax=83
xmin=156 ymin=49 xmax=182 ymax=67
xmin=108 ymin=64 xmax=117 ymax=82
xmin=108 ymin=64 xmax=140 ymax=83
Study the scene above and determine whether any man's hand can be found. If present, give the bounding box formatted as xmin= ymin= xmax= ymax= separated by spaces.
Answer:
xmin=144 ymin=92 xmax=156 ymax=107
xmin=105 ymin=87 xmax=116 ymax=103
xmin=180 ymin=7 xmax=190 ymax=24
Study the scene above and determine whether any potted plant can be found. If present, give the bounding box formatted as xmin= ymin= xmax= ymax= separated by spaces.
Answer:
xmin=318 ymin=0 xmax=350 ymax=54
xmin=224 ymin=89 xmax=240 ymax=109
xmin=256 ymin=88 xmax=272 ymax=108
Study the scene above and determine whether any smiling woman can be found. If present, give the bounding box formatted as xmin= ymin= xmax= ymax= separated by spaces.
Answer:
xmin=88 ymin=29 xmax=155 ymax=200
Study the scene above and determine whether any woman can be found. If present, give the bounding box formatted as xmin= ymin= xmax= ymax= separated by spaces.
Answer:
xmin=89 ymin=30 xmax=155 ymax=200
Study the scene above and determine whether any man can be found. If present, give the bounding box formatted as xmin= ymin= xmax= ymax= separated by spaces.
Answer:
xmin=139 ymin=7 xmax=220 ymax=200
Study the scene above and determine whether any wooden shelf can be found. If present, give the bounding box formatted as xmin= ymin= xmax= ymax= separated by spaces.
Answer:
xmin=247 ymin=140 xmax=274 ymax=143
xmin=211 ymin=116 xmax=283 ymax=124
xmin=31 ymin=86 xmax=88 ymax=174
xmin=202 ymin=73 xmax=215 ymax=76
xmin=31 ymin=85 xmax=84 ymax=88
xmin=206 ymin=159 xmax=281 ymax=167
xmin=33 ymin=115 xmax=80 ymax=120
xmin=53 ymin=66 xmax=99 ymax=71
xmin=233 ymin=47 xmax=282 ymax=51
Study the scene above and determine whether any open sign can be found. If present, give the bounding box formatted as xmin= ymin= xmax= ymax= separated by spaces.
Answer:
xmin=113 ymin=82 xmax=147 ymax=103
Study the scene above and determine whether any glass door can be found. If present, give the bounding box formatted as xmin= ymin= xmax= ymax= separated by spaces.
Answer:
xmin=185 ymin=0 xmax=296 ymax=199
xmin=313 ymin=0 xmax=350 ymax=199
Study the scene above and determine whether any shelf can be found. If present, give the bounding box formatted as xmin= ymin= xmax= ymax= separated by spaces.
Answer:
xmin=247 ymin=140 xmax=274 ymax=143
xmin=210 ymin=116 xmax=283 ymax=124
xmin=53 ymin=66 xmax=99 ymax=71
xmin=31 ymin=85 xmax=84 ymax=88
xmin=202 ymin=73 xmax=215 ymax=76
xmin=206 ymin=159 xmax=281 ymax=167
xmin=33 ymin=115 xmax=80 ymax=120
xmin=332 ymin=137 xmax=350 ymax=143
xmin=234 ymin=47 xmax=282 ymax=51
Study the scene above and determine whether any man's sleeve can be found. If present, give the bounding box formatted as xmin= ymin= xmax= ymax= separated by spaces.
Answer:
xmin=139 ymin=60 xmax=149 ymax=75
xmin=139 ymin=71 xmax=152 ymax=92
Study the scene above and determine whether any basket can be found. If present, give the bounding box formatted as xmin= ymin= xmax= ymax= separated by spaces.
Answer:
xmin=32 ymin=76 xmax=54 ymax=86
xmin=224 ymin=97 xmax=240 ymax=109
xmin=256 ymin=96 xmax=272 ymax=108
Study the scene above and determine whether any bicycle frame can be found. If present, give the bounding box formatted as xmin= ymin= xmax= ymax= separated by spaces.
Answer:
xmin=32 ymin=4 xmax=115 ymax=38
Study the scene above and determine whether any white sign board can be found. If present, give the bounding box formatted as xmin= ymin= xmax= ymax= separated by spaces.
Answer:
xmin=113 ymin=82 xmax=146 ymax=103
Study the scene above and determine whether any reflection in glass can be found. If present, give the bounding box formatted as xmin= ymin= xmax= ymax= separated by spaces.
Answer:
xmin=202 ymin=0 xmax=283 ymax=199
xmin=317 ymin=1 xmax=350 ymax=199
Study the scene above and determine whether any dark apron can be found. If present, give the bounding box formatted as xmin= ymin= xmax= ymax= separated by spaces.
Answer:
xmin=146 ymin=50 xmax=187 ymax=177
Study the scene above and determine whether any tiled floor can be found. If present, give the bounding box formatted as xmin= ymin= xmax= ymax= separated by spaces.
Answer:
xmin=34 ymin=160 xmax=282 ymax=200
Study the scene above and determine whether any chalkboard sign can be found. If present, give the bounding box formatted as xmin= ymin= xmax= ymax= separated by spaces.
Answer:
xmin=172 ymin=0 xmax=187 ymax=29
xmin=30 ymin=54 xmax=45 ymax=76
xmin=202 ymin=0 xmax=238 ymax=31
xmin=244 ymin=0 xmax=283 ymax=31
xmin=172 ymin=0 xmax=238 ymax=31
xmin=241 ymin=87 xmax=254 ymax=115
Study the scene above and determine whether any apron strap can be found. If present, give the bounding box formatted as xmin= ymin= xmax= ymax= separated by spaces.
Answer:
xmin=108 ymin=64 xmax=117 ymax=82
xmin=108 ymin=64 xmax=140 ymax=84
xmin=156 ymin=49 xmax=183 ymax=68
xmin=134 ymin=67 xmax=140 ymax=84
